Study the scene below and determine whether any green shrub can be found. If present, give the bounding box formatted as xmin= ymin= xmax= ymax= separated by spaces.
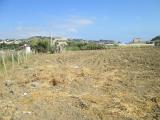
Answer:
xmin=66 ymin=46 xmax=80 ymax=51
xmin=28 ymin=39 xmax=51 ymax=53
xmin=0 ymin=43 xmax=21 ymax=50
xmin=66 ymin=41 xmax=105 ymax=51
xmin=36 ymin=40 xmax=50 ymax=53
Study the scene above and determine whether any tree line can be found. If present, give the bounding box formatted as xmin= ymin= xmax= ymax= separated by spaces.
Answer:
xmin=0 ymin=35 xmax=160 ymax=52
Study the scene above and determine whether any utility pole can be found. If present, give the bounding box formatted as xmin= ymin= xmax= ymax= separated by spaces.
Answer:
xmin=50 ymin=33 xmax=53 ymax=46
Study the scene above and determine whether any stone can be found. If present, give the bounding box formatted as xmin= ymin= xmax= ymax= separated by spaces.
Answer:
xmin=31 ymin=82 xmax=39 ymax=88
xmin=4 ymin=80 xmax=13 ymax=87
xmin=23 ymin=92 xmax=28 ymax=96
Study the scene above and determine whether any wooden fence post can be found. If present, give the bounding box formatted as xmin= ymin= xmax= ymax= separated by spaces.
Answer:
xmin=22 ymin=52 xmax=25 ymax=62
xmin=11 ymin=54 xmax=14 ymax=70
xmin=17 ymin=52 xmax=20 ymax=64
xmin=2 ymin=55 xmax=7 ymax=75
xmin=19 ymin=52 xmax=22 ymax=63
xmin=17 ymin=52 xmax=22 ymax=64
xmin=25 ymin=52 xmax=28 ymax=61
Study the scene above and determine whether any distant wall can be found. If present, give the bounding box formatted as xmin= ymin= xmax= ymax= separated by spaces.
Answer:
xmin=127 ymin=44 xmax=155 ymax=47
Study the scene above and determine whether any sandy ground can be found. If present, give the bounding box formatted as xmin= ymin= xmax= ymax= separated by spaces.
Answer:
xmin=0 ymin=48 xmax=160 ymax=120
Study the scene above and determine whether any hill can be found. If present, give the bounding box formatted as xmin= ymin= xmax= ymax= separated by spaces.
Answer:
xmin=151 ymin=35 xmax=160 ymax=41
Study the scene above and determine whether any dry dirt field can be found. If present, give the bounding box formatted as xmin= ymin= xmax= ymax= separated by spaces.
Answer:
xmin=0 ymin=47 xmax=160 ymax=120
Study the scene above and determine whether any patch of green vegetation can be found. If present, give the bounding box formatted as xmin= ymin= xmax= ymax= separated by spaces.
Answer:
xmin=151 ymin=35 xmax=160 ymax=41
xmin=66 ymin=41 xmax=106 ymax=51
xmin=0 ymin=43 xmax=24 ymax=50
xmin=28 ymin=38 xmax=53 ymax=53
xmin=0 ymin=37 xmax=53 ymax=53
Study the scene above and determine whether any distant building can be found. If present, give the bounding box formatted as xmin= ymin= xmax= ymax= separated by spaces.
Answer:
xmin=128 ymin=38 xmax=155 ymax=47
xmin=94 ymin=40 xmax=116 ymax=45
xmin=51 ymin=37 xmax=68 ymax=53
xmin=132 ymin=38 xmax=142 ymax=44
xmin=0 ymin=39 xmax=22 ymax=44
xmin=51 ymin=37 xmax=68 ymax=45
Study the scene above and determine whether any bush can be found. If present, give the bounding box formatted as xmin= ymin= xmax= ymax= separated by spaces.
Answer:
xmin=28 ymin=39 xmax=52 ymax=53
xmin=35 ymin=40 xmax=50 ymax=53
xmin=0 ymin=43 xmax=21 ymax=50
xmin=66 ymin=41 xmax=105 ymax=51
xmin=80 ymin=44 xmax=104 ymax=50
xmin=66 ymin=46 xmax=80 ymax=51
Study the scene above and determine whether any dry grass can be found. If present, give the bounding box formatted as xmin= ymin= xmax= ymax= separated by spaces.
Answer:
xmin=0 ymin=47 xmax=160 ymax=120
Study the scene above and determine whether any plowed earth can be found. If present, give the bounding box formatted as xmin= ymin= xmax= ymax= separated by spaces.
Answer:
xmin=0 ymin=48 xmax=160 ymax=120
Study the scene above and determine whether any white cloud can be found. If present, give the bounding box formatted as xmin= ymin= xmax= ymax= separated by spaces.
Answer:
xmin=68 ymin=28 xmax=78 ymax=33
xmin=1 ymin=26 xmax=49 ymax=39
xmin=50 ymin=17 xmax=94 ymax=35
xmin=0 ymin=16 xmax=95 ymax=39
xmin=69 ymin=18 xmax=94 ymax=26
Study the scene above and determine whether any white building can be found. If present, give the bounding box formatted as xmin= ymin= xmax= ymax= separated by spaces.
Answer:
xmin=51 ymin=37 xmax=68 ymax=46
xmin=24 ymin=44 xmax=31 ymax=54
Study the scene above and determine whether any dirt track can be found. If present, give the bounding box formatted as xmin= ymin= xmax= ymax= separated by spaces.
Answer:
xmin=0 ymin=48 xmax=160 ymax=120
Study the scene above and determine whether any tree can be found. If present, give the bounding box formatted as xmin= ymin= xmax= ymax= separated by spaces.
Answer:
xmin=151 ymin=35 xmax=160 ymax=41
xmin=151 ymin=35 xmax=160 ymax=47
xmin=35 ymin=40 xmax=50 ymax=53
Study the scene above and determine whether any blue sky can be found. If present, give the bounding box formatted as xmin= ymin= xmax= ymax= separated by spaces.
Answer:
xmin=0 ymin=0 xmax=160 ymax=42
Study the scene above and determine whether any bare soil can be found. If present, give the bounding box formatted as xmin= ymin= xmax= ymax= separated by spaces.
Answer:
xmin=0 ymin=48 xmax=160 ymax=120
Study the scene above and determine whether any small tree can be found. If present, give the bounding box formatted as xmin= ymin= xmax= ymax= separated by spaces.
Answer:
xmin=36 ymin=40 xmax=50 ymax=53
